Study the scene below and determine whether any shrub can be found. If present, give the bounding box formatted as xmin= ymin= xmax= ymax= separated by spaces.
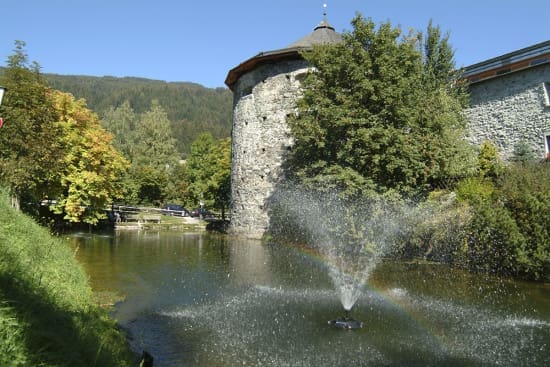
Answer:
xmin=497 ymin=162 xmax=550 ymax=279
xmin=477 ymin=140 xmax=505 ymax=178
xmin=454 ymin=162 xmax=550 ymax=280
xmin=463 ymin=200 xmax=528 ymax=275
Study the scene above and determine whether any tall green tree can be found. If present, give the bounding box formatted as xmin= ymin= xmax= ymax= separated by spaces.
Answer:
xmin=182 ymin=133 xmax=231 ymax=216
xmin=132 ymin=100 xmax=180 ymax=168
xmin=421 ymin=20 xmax=460 ymax=90
xmin=101 ymin=100 xmax=137 ymax=159
xmin=0 ymin=41 xmax=62 ymax=209
xmin=125 ymin=100 xmax=181 ymax=205
xmin=287 ymin=15 xmax=475 ymax=199
xmin=183 ymin=133 xmax=217 ymax=208
xmin=211 ymin=137 xmax=231 ymax=219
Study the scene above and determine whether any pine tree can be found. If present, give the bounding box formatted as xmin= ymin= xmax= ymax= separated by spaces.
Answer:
xmin=101 ymin=100 xmax=137 ymax=160
xmin=126 ymin=100 xmax=181 ymax=205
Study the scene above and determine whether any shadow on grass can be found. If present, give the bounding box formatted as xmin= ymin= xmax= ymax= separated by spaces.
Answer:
xmin=0 ymin=255 xmax=132 ymax=367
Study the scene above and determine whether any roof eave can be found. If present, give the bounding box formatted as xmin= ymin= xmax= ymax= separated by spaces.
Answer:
xmin=225 ymin=47 xmax=311 ymax=90
xmin=463 ymin=40 xmax=550 ymax=78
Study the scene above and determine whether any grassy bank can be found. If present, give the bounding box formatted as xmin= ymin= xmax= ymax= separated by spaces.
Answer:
xmin=0 ymin=190 xmax=133 ymax=367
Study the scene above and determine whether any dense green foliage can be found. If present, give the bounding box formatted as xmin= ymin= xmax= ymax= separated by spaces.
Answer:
xmin=0 ymin=189 xmax=133 ymax=366
xmin=287 ymin=15 xmax=475 ymax=199
xmin=0 ymin=42 xmax=128 ymax=223
xmin=455 ymin=159 xmax=550 ymax=280
xmin=100 ymin=101 xmax=136 ymax=160
xmin=180 ymin=133 xmax=231 ymax=217
xmin=127 ymin=101 xmax=181 ymax=205
xmin=2 ymin=66 xmax=233 ymax=158
xmin=0 ymin=41 xmax=62 ymax=209
xmin=44 ymin=73 xmax=233 ymax=157
xmin=1 ymin=42 xmax=232 ymax=214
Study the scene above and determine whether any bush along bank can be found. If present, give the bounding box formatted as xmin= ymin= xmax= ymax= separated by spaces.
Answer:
xmin=0 ymin=189 xmax=134 ymax=367
xmin=401 ymin=160 xmax=550 ymax=282
xmin=455 ymin=161 xmax=550 ymax=280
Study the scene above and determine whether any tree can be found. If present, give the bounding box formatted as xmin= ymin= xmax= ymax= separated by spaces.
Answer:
xmin=45 ymin=74 xmax=233 ymax=158
xmin=50 ymin=91 xmax=129 ymax=224
xmin=126 ymin=164 xmax=169 ymax=206
xmin=0 ymin=42 xmax=129 ymax=223
xmin=0 ymin=41 xmax=62 ymax=209
xmin=182 ymin=133 xmax=231 ymax=216
xmin=125 ymin=100 xmax=180 ymax=205
xmin=132 ymin=100 xmax=180 ymax=168
xmin=101 ymin=100 xmax=137 ymax=159
xmin=287 ymin=15 xmax=475 ymax=199
xmin=511 ymin=140 xmax=536 ymax=164
xmin=421 ymin=20 xmax=462 ymax=93
xmin=210 ymin=137 xmax=231 ymax=219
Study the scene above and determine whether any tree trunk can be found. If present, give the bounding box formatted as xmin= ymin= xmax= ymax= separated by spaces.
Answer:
xmin=11 ymin=193 xmax=20 ymax=211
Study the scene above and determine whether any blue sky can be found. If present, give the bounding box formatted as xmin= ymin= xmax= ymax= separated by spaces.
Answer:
xmin=2 ymin=0 xmax=549 ymax=88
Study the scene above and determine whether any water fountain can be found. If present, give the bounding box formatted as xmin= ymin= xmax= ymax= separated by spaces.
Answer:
xmin=270 ymin=186 xmax=406 ymax=329
xmin=73 ymin=216 xmax=550 ymax=366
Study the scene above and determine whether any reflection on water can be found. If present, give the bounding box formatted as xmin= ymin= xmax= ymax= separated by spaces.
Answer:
xmin=69 ymin=231 xmax=550 ymax=367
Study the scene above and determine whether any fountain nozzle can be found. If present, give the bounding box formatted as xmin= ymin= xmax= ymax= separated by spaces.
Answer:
xmin=328 ymin=309 xmax=363 ymax=330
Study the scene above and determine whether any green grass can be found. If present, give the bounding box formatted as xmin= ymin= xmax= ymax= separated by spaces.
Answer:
xmin=0 ymin=189 xmax=133 ymax=367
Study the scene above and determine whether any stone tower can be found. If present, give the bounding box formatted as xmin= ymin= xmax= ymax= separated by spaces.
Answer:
xmin=225 ymin=17 xmax=342 ymax=239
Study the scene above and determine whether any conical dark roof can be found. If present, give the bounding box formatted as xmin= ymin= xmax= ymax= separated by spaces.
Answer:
xmin=225 ymin=17 xmax=342 ymax=90
xmin=287 ymin=18 xmax=343 ymax=48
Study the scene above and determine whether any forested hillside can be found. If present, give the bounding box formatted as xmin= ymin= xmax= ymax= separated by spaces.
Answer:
xmin=45 ymin=73 xmax=233 ymax=157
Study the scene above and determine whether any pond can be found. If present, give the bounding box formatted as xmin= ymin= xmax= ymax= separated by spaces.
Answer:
xmin=69 ymin=230 xmax=550 ymax=367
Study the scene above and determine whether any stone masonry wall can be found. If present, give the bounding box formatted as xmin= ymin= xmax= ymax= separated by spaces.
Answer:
xmin=229 ymin=59 xmax=309 ymax=238
xmin=465 ymin=63 xmax=550 ymax=160
xmin=229 ymin=60 xmax=549 ymax=238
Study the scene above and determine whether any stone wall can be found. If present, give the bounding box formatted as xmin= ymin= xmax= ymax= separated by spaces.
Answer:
xmin=465 ymin=63 xmax=550 ymax=160
xmin=229 ymin=59 xmax=309 ymax=238
xmin=229 ymin=59 xmax=549 ymax=238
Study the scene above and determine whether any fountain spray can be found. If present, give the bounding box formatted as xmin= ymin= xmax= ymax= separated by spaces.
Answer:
xmin=270 ymin=186 xmax=405 ymax=331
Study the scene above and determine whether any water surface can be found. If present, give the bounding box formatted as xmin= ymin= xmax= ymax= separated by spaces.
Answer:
xmin=69 ymin=231 xmax=550 ymax=366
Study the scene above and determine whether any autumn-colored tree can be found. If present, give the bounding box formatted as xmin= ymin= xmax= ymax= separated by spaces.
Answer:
xmin=1 ymin=42 xmax=129 ymax=223
xmin=50 ymin=91 xmax=129 ymax=224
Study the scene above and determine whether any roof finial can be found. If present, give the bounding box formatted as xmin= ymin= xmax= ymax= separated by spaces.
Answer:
xmin=323 ymin=3 xmax=328 ymax=19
